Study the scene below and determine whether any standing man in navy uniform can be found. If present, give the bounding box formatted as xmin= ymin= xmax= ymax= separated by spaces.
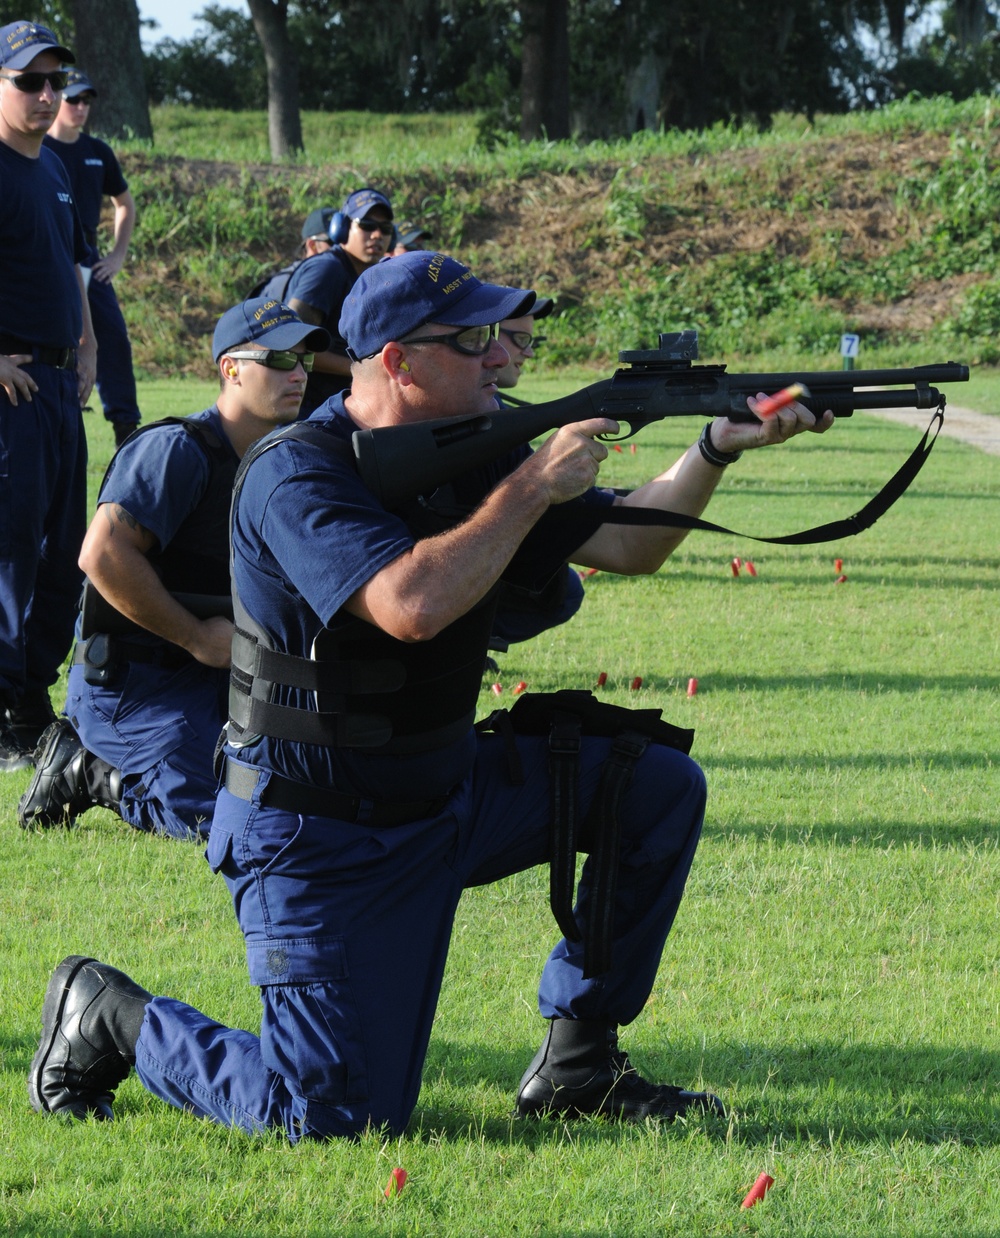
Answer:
xmin=44 ymin=68 xmax=141 ymax=447
xmin=18 ymin=299 xmax=329 ymax=840
xmin=0 ymin=21 xmax=96 ymax=770
xmin=284 ymin=187 xmax=395 ymax=415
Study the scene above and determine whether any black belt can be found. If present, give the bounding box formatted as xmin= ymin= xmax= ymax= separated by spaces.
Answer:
xmin=0 ymin=335 xmax=76 ymax=369
xmin=224 ymin=758 xmax=447 ymax=827
xmin=74 ymin=638 xmax=191 ymax=671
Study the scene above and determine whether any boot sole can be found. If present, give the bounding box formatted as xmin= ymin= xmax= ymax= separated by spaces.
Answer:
xmin=28 ymin=955 xmax=95 ymax=1114
xmin=17 ymin=721 xmax=82 ymax=829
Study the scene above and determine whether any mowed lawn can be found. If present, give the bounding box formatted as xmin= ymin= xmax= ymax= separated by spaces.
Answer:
xmin=0 ymin=378 xmax=997 ymax=1237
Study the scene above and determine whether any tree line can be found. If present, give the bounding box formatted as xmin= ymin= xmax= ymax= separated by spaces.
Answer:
xmin=4 ymin=1 xmax=1000 ymax=156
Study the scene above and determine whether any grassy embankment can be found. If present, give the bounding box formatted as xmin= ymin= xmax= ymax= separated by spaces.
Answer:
xmin=0 ymin=100 xmax=997 ymax=1237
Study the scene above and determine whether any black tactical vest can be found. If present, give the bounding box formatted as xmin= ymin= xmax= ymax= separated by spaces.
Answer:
xmin=228 ymin=420 xmax=497 ymax=753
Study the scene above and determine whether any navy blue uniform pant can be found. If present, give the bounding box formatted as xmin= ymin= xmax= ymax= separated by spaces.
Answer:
xmin=66 ymin=657 xmax=228 ymax=840
xmin=135 ymin=733 xmax=707 ymax=1140
xmin=0 ymin=363 xmax=86 ymax=701
xmin=88 ymin=275 xmax=140 ymax=429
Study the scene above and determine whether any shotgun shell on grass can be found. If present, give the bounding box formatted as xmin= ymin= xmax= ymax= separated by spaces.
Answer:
xmin=384 ymin=1167 xmax=408 ymax=1198
xmin=630 ymin=442 xmax=637 ymax=454
xmin=630 ymin=676 xmax=643 ymax=690
xmin=745 ymin=561 xmax=757 ymax=577
xmin=741 ymin=1172 xmax=774 ymax=1209
xmin=687 ymin=678 xmax=698 ymax=697
xmin=513 ymin=681 xmax=527 ymax=695
xmin=835 ymin=557 xmax=843 ymax=572
xmin=731 ymin=558 xmax=741 ymax=577
xmin=596 ymin=672 xmax=608 ymax=688
xmin=491 ymin=682 xmax=502 ymax=695
xmin=835 ymin=573 xmax=848 ymax=584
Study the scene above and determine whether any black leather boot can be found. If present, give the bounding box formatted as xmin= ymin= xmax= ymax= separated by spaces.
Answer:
xmin=515 ymin=1018 xmax=725 ymax=1122
xmin=18 ymin=719 xmax=122 ymax=829
xmin=5 ymin=683 xmax=57 ymax=754
xmin=29 ymin=956 xmax=152 ymax=1121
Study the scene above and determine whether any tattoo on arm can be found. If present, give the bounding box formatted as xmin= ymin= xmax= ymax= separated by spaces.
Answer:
xmin=106 ymin=504 xmax=141 ymax=533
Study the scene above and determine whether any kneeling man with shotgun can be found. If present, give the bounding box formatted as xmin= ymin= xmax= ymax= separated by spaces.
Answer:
xmin=29 ymin=252 xmax=832 ymax=1139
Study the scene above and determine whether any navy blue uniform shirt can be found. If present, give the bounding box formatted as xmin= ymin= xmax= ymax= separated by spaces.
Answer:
xmin=43 ymin=131 xmax=127 ymax=256
xmin=229 ymin=396 xmax=614 ymax=799
xmin=0 ymin=142 xmax=87 ymax=348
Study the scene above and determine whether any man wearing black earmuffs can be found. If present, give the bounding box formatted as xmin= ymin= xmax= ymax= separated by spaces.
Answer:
xmin=284 ymin=187 xmax=395 ymax=415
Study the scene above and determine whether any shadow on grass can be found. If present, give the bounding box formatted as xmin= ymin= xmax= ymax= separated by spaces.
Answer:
xmin=417 ymin=1037 xmax=1000 ymax=1150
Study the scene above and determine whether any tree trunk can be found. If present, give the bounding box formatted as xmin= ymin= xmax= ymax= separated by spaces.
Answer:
xmin=519 ymin=0 xmax=570 ymax=141
xmin=247 ymin=0 xmax=304 ymax=160
xmin=70 ymin=0 xmax=152 ymax=141
xmin=953 ymin=0 xmax=988 ymax=48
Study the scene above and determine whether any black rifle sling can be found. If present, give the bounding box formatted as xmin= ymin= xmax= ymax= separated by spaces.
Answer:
xmin=477 ymin=691 xmax=693 ymax=979
xmin=581 ymin=730 xmax=650 ymax=979
xmin=551 ymin=405 xmax=945 ymax=546
xmin=547 ymin=712 xmax=584 ymax=949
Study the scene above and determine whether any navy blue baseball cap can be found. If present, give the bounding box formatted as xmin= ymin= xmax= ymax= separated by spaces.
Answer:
xmin=63 ymin=68 xmax=96 ymax=99
xmin=0 ymin=21 xmax=74 ymax=68
xmin=213 ymin=298 xmax=330 ymax=361
xmin=341 ymin=251 xmax=535 ymax=361
xmin=301 ymin=206 xmax=335 ymax=240
xmin=342 ymin=188 xmax=393 ymax=220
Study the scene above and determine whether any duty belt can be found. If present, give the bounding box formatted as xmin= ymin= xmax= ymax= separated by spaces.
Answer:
xmin=224 ymin=758 xmax=448 ymax=827
xmin=0 ymin=335 xmax=76 ymax=369
xmin=74 ymin=636 xmax=192 ymax=674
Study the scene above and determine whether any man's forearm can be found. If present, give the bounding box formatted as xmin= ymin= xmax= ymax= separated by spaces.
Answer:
xmin=348 ymin=468 xmax=553 ymax=642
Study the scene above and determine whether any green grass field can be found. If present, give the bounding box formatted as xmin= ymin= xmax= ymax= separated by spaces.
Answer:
xmin=1 ymin=380 xmax=997 ymax=1236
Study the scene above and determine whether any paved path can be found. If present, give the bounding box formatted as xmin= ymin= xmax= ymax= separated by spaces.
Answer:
xmin=867 ymin=404 xmax=1000 ymax=455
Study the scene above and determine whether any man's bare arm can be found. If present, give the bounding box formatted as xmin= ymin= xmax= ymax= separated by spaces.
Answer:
xmin=80 ymin=504 xmax=233 ymax=668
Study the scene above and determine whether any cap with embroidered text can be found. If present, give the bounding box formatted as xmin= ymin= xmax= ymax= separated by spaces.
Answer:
xmin=0 ymin=21 xmax=74 ymax=69
xmin=340 ymin=251 xmax=534 ymax=361
xmin=63 ymin=68 xmax=96 ymax=99
xmin=342 ymin=188 xmax=393 ymax=220
xmin=212 ymin=298 xmax=331 ymax=361
xmin=396 ymin=222 xmax=432 ymax=250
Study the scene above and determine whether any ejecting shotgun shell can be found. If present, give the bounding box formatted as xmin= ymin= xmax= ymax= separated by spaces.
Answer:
xmin=754 ymin=383 xmax=810 ymax=418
